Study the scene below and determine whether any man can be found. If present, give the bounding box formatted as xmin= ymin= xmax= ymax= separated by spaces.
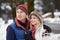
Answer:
xmin=6 ymin=4 xmax=32 ymax=40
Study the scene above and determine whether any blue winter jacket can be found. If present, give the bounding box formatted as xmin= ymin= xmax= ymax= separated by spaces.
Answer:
xmin=6 ymin=18 xmax=32 ymax=40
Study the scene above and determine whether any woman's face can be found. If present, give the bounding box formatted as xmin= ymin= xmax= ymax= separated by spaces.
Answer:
xmin=30 ymin=15 xmax=40 ymax=25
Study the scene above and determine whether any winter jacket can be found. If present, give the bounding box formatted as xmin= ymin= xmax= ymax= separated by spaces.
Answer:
xmin=6 ymin=18 xmax=32 ymax=40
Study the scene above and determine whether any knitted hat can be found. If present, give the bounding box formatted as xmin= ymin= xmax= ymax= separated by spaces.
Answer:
xmin=16 ymin=4 xmax=28 ymax=14
xmin=30 ymin=11 xmax=43 ymax=25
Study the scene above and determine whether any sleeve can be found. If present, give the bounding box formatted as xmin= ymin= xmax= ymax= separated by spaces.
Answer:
xmin=28 ymin=26 xmax=34 ymax=40
xmin=6 ymin=26 xmax=16 ymax=40
xmin=43 ymin=24 xmax=52 ymax=33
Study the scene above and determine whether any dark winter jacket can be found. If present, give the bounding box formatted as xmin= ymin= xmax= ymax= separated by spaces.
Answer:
xmin=43 ymin=24 xmax=52 ymax=33
xmin=6 ymin=18 xmax=32 ymax=40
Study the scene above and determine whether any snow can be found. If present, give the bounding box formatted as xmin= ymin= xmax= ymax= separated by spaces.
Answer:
xmin=0 ymin=19 xmax=13 ymax=40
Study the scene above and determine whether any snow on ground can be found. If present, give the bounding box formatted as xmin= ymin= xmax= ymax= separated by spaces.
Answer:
xmin=43 ymin=33 xmax=60 ymax=40
xmin=0 ymin=19 xmax=13 ymax=40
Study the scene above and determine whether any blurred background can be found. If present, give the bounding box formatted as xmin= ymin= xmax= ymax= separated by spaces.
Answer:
xmin=0 ymin=0 xmax=60 ymax=40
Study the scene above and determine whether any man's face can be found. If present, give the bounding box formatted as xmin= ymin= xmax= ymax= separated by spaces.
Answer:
xmin=16 ymin=9 xmax=26 ymax=21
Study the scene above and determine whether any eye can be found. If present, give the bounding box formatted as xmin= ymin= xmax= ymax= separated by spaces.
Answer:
xmin=33 ymin=17 xmax=36 ymax=19
xmin=20 ymin=11 xmax=23 ymax=13
xmin=16 ymin=11 xmax=19 ymax=13
xmin=31 ymin=17 xmax=36 ymax=19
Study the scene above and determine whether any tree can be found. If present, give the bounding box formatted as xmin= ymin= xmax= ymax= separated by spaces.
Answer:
xmin=42 ymin=0 xmax=55 ymax=18
xmin=54 ymin=0 xmax=60 ymax=11
xmin=26 ymin=0 xmax=34 ymax=14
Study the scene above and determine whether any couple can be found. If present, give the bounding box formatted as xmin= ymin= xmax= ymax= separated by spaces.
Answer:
xmin=6 ymin=4 xmax=48 ymax=40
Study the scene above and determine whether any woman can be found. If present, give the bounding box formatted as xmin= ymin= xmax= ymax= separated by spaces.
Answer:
xmin=29 ymin=11 xmax=44 ymax=40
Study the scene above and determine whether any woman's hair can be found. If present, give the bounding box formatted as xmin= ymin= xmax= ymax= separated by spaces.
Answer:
xmin=30 ymin=11 xmax=43 ymax=25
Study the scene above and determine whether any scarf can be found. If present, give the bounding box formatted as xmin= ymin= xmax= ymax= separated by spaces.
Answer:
xmin=31 ymin=25 xmax=36 ymax=39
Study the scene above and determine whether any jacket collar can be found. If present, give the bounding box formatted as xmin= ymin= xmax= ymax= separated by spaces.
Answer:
xmin=15 ymin=18 xmax=30 ymax=31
